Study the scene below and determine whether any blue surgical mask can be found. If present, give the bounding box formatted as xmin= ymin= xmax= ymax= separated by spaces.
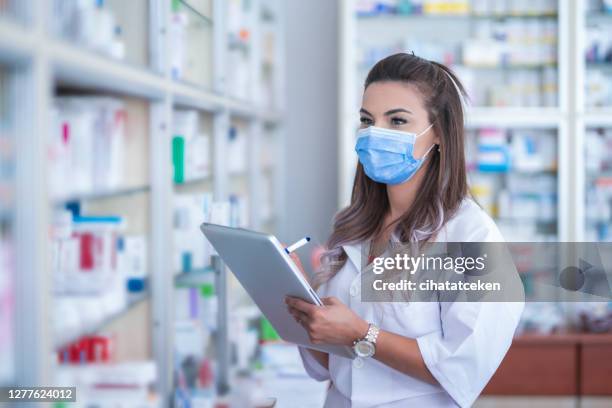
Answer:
xmin=355 ymin=123 xmax=436 ymax=185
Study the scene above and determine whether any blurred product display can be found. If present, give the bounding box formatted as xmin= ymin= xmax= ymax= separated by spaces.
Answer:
xmin=0 ymin=67 xmax=15 ymax=386
xmin=585 ymin=127 xmax=612 ymax=242
xmin=52 ymin=0 xmax=126 ymax=60
xmin=585 ymin=1 xmax=612 ymax=107
xmin=227 ymin=0 xmax=253 ymax=101
xmin=587 ymin=0 xmax=612 ymax=13
xmin=169 ymin=0 xmax=214 ymax=87
xmin=340 ymin=0 xmax=612 ymax=354
xmin=356 ymin=1 xmax=559 ymax=107
xmin=356 ymin=0 xmax=557 ymax=16
xmin=576 ymin=302 xmax=612 ymax=333
xmin=174 ymin=193 xmax=215 ymax=273
xmin=49 ymin=97 xmax=127 ymax=201
xmin=4 ymin=0 xmax=612 ymax=406
xmin=50 ymin=209 xmax=150 ymax=345
xmin=172 ymin=109 xmax=212 ymax=184
xmin=227 ymin=124 xmax=248 ymax=175
xmin=467 ymin=127 xmax=558 ymax=241
xmin=54 ymin=361 xmax=159 ymax=407
xmin=172 ymin=192 xmax=261 ymax=406
xmin=167 ymin=4 xmax=284 ymax=398
xmin=172 ymin=184 xmax=218 ymax=407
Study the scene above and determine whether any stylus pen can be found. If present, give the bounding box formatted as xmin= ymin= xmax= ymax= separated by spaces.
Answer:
xmin=285 ymin=236 xmax=311 ymax=254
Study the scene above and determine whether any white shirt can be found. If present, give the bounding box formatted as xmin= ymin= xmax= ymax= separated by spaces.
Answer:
xmin=298 ymin=198 xmax=525 ymax=408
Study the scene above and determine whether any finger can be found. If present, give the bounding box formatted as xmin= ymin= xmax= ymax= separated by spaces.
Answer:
xmin=285 ymin=297 xmax=317 ymax=315
xmin=288 ymin=253 xmax=309 ymax=282
xmin=294 ymin=310 xmax=311 ymax=324
xmin=287 ymin=307 xmax=303 ymax=320
xmin=287 ymin=305 xmax=309 ymax=323
xmin=321 ymin=296 xmax=341 ymax=306
xmin=289 ymin=252 xmax=301 ymax=265
xmin=290 ymin=311 xmax=302 ymax=323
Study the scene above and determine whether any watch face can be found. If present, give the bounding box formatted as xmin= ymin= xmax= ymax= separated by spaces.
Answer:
xmin=354 ymin=340 xmax=375 ymax=358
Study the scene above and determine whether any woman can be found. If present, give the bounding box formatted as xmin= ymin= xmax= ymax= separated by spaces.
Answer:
xmin=285 ymin=53 xmax=524 ymax=407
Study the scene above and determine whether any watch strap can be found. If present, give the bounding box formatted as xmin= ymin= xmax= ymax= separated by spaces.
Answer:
xmin=365 ymin=323 xmax=380 ymax=344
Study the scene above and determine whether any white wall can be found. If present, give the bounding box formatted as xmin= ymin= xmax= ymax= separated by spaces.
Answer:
xmin=282 ymin=0 xmax=339 ymax=271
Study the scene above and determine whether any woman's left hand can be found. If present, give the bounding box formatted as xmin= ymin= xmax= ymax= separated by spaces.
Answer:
xmin=285 ymin=296 xmax=369 ymax=346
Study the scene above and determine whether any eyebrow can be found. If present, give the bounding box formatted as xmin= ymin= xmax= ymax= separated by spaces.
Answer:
xmin=360 ymin=108 xmax=413 ymax=116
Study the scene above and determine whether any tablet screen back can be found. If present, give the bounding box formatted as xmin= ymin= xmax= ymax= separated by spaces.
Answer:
xmin=200 ymin=223 xmax=354 ymax=359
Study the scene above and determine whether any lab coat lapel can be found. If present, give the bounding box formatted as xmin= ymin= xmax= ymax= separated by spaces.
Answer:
xmin=342 ymin=233 xmax=400 ymax=275
xmin=342 ymin=241 xmax=364 ymax=274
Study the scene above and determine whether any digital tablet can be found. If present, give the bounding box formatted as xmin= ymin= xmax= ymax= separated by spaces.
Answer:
xmin=200 ymin=222 xmax=355 ymax=359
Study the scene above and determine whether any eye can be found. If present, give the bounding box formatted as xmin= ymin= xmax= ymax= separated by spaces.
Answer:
xmin=390 ymin=117 xmax=408 ymax=126
xmin=360 ymin=116 xmax=373 ymax=126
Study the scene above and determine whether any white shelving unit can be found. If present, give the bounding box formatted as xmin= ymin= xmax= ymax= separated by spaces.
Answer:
xmin=0 ymin=25 xmax=21 ymax=388
xmin=575 ymin=1 xmax=612 ymax=242
xmin=2 ymin=0 xmax=285 ymax=406
xmin=338 ymin=0 xmax=611 ymax=242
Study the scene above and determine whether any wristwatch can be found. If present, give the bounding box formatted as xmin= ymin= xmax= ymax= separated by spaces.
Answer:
xmin=352 ymin=323 xmax=380 ymax=358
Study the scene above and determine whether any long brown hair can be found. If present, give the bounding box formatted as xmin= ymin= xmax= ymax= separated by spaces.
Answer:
xmin=314 ymin=53 xmax=469 ymax=288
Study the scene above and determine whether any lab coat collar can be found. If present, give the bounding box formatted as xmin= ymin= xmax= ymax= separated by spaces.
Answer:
xmin=341 ymin=241 xmax=363 ymax=271
xmin=341 ymin=232 xmax=402 ymax=271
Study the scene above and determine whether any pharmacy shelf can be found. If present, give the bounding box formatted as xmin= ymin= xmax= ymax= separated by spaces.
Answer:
xmin=227 ymin=100 xmax=261 ymax=120
xmin=586 ymin=11 xmax=612 ymax=19
xmin=174 ymin=267 xmax=216 ymax=286
xmin=0 ymin=19 xmax=281 ymax=120
xmin=461 ymin=63 xmax=557 ymax=70
xmin=52 ymin=40 xmax=227 ymax=111
xmin=585 ymin=62 xmax=612 ymax=70
xmin=54 ymin=289 xmax=150 ymax=350
xmin=3 ymin=0 xmax=286 ymax=402
xmin=53 ymin=43 xmax=273 ymax=118
xmin=0 ymin=18 xmax=35 ymax=63
xmin=51 ymin=39 xmax=167 ymax=100
xmin=584 ymin=110 xmax=612 ymax=127
xmin=357 ymin=13 xmax=558 ymax=19
xmin=466 ymin=108 xmax=562 ymax=128
xmin=225 ymin=100 xmax=283 ymax=123
xmin=178 ymin=0 xmax=214 ymax=26
xmin=51 ymin=185 xmax=151 ymax=206
xmin=172 ymin=80 xmax=225 ymax=113
xmin=577 ymin=1 xmax=612 ymax=241
xmin=339 ymin=0 xmax=574 ymax=243
xmin=173 ymin=175 xmax=213 ymax=188
xmin=260 ymin=109 xmax=283 ymax=124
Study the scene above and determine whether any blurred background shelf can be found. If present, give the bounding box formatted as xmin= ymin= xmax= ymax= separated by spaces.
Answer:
xmin=174 ymin=267 xmax=215 ymax=286
xmin=584 ymin=110 xmax=612 ymax=126
xmin=3 ymin=0 xmax=612 ymax=406
xmin=466 ymin=107 xmax=562 ymax=127
xmin=4 ymin=0 xmax=287 ymax=405
xmin=53 ymin=289 xmax=150 ymax=350
xmin=177 ymin=0 xmax=214 ymax=26
xmin=339 ymin=0 xmax=612 ymax=244
xmin=51 ymin=38 xmax=166 ymax=99
xmin=0 ymin=19 xmax=35 ymax=63
xmin=357 ymin=12 xmax=559 ymax=19
xmin=52 ymin=185 xmax=151 ymax=206
xmin=338 ymin=6 xmax=612 ymax=403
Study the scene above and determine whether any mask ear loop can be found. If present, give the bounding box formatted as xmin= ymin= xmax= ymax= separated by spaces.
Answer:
xmin=415 ymin=123 xmax=437 ymax=160
xmin=416 ymin=122 xmax=435 ymax=138
xmin=420 ymin=141 xmax=439 ymax=160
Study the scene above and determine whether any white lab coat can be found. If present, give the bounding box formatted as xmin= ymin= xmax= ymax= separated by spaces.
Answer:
xmin=298 ymin=197 xmax=525 ymax=408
